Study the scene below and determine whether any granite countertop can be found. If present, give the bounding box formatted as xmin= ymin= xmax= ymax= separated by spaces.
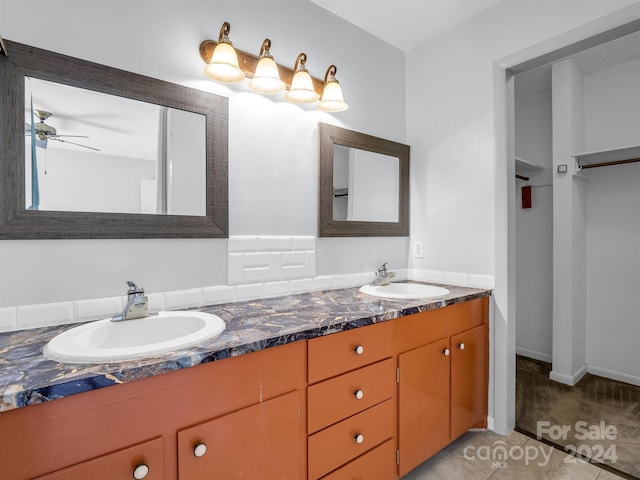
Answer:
xmin=0 ymin=283 xmax=491 ymax=412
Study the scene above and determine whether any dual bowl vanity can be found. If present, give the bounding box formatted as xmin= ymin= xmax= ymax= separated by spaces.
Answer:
xmin=0 ymin=281 xmax=490 ymax=480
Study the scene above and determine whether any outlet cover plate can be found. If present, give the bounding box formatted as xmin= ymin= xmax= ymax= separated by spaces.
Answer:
xmin=413 ymin=241 xmax=424 ymax=259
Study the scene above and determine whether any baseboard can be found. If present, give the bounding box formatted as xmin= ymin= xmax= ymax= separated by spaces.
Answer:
xmin=549 ymin=364 xmax=587 ymax=386
xmin=516 ymin=346 xmax=552 ymax=363
xmin=486 ymin=415 xmax=495 ymax=432
xmin=587 ymin=365 xmax=640 ymax=387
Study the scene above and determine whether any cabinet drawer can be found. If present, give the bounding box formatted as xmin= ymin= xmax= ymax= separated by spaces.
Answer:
xmin=308 ymin=399 xmax=394 ymax=479
xmin=394 ymin=297 xmax=488 ymax=354
xmin=34 ymin=437 xmax=163 ymax=480
xmin=308 ymin=321 xmax=393 ymax=383
xmin=320 ymin=439 xmax=397 ymax=480
xmin=308 ymin=358 xmax=395 ymax=434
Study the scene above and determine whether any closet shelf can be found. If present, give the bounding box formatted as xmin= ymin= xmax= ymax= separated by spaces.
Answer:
xmin=515 ymin=157 xmax=544 ymax=172
xmin=572 ymin=145 xmax=640 ymax=170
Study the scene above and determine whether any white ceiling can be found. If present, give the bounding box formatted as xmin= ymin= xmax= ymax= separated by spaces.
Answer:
xmin=309 ymin=0 xmax=505 ymax=51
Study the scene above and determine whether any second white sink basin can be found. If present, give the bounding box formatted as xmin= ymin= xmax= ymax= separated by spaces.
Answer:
xmin=360 ymin=282 xmax=450 ymax=300
xmin=44 ymin=311 xmax=226 ymax=364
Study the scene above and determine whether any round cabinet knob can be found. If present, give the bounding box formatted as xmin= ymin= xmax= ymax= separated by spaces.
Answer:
xmin=193 ymin=442 xmax=207 ymax=458
xmin=457 ymin=342 xmax=465 ymax=350
xmin=354 ymin=389 xmax=364 ymax=400
xmin=354 ymin=433 xmax=364 ymax=444
xmin=354 ymin=345 xmax=364 ymax=355
xmin=133 ymin=464 xmax=150 ymax=480
xmin=442 ymin=348 xmax=450 ymax=356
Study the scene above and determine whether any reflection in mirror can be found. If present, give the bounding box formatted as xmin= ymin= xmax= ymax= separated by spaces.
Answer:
xmin=24 ymin=78 xmax=206 ymax=216
xmin=0 ymin=39 xmax=228 ymax=239
xmin=332 ymin=145 xmax=399 ymax=222
xmin=318 ymin=122 xmax=409 ymax=237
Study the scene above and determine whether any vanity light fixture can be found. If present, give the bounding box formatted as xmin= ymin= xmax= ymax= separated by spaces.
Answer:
xmin=285 ymin=53 xmax=320 ymax=104
xmin=204 ymin=22 xmax=245 ymax=83
xmin=248 ymin=39 xmax=285 ymax=94
xmin=318 ymin=65 xmax=348 ymax=112
xmin=199 ymin=22 xmax=348 ymax=112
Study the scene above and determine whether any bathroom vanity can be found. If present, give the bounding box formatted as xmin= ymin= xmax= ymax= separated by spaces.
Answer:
xmin=0 ymin=284 xmax=490 ymax=479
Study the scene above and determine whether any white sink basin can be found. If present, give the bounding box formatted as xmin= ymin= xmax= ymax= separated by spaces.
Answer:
xmin=360 ymin=283 xmax=450 ymax=300
xmin=44 ymin=311 xmax=226 ymax=364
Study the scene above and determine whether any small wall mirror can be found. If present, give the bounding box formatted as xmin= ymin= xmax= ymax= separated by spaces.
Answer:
xmin=1 ymin=40 xmax=228 ymax=239
xmin=318 ymin=123 xmax=409 ymax=236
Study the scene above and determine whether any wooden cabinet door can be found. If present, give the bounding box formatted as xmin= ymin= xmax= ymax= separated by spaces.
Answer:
xmin=450 ymin=324 xmax=488 ymax=440
xmin=178 ymin=390 xmax=303 ymax=480
xmin=34 ymin=437 xmax=164 ymax=480
xmin=397 ymin=337 xmax=450 ymax=477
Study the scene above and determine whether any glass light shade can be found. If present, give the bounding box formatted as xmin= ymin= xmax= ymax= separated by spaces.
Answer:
xmin=205 ymin=42 xmax=244 ymax=83
xmin=318 ymin=81 xmax=349 ymax=112
xmin=285 ymin=70 xmax=319 ymax=103
xmin=249 ymin=56 xmax=285 ymax=94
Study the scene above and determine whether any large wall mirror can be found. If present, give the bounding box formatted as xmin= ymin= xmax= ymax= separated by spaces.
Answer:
xmin=318 ymin=122 xmax=409 ymax=236
xmin=0 ymin=40 xmax=228 ymax=239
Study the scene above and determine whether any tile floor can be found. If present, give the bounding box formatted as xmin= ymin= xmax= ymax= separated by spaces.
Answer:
xmin=401 ymin=430 xmax=627 ymax=480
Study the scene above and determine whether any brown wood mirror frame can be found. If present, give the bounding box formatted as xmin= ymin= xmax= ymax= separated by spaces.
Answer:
xmin=0 ymin=40 xmax=228 ymax=239
xmin=318 ymin=122 xmax=410 ymax=237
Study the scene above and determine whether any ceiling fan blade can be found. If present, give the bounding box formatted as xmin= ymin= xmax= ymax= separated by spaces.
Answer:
xmin=49 ymin=137 xmax=101 ymax=151
xmin=49 ymin=134 xmax=90 ymax=139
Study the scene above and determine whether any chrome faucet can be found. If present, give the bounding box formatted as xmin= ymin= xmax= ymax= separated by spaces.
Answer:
xmin=112 ymin=281 xmax=149 ymax=322
xmin=371 ymin=262 xmax=396 ymax=286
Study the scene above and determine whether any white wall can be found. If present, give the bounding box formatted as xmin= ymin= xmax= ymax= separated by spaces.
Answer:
xmin=406 ymin=0 xmax=638 ymax=276
xmin=166 ymin=108 xmax=206 ymax=216
xmin=584 ymin=56 xmax=640 ymax=150
xmin=0 ymin=0 xmax=407 ymax=307
xmin=583 ymin=57 xmax=640 ymax=385
xmin=405 ymin=0 xmax=640 ymax=434
xmin=31 ymin=149 xmax=155 ymax=214
xmin=514 ymin=86 xmax=553 ymax=362
xmin=585 ymin=164 xmax=640 ymax=385
xmin=550 ymin=59 xmax=587 ymax=385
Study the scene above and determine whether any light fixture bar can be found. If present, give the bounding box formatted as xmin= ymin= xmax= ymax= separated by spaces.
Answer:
xmin=200 ymin=39 xmax=324 ymax=95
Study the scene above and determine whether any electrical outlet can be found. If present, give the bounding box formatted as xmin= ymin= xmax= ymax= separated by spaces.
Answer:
xmin=413 ymin=241 xmax=424 ymax=259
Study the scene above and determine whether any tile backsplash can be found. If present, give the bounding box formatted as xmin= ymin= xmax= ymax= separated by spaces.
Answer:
xmin=228 ymin=236 xmax=316 ymax=285
xmin=0 ymin=235 xmax=494 ymax=333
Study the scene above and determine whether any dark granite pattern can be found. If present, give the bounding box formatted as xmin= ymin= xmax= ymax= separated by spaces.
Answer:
xmin=0 ymin=283 xmax=491 ymax=412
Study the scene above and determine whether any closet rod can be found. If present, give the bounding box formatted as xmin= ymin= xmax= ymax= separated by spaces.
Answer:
xmin=580 ymin=157 xmax=640 ymax=170
xmin=515 ymin=174 xmax=529 ymax=181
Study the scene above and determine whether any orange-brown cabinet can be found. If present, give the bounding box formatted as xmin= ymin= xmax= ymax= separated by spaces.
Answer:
xmin=0 ymin=340 xmax=306 ymax=480
xmin=0 ymin=297 xmax=488 ymax=480
xmin=33 ymin=437 xmax=164 ymax=480
xmin=178 ymin=390 xmax=303 ymax=480
xmin=395 ymin=298 xmax=489 ymax=477
xmin=306 ymin=321 xmax=397 ymax=480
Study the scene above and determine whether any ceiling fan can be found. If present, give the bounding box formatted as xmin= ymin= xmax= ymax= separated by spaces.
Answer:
xmin=26 ymin=110 xmax=100 ymax=151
